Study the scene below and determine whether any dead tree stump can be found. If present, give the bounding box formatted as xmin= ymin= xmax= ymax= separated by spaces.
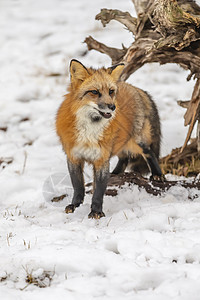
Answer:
xmin=84 ymin=0 xmax=200 ymax=176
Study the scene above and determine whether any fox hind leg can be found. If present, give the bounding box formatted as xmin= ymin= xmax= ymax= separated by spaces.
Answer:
xmin=139 ymin=143 xmax=165 ymax=181
xmin=112 ymin=155 xmax=128 ymax=175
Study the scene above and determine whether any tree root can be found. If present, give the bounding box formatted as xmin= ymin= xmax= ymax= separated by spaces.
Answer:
xmin=105 ymin=171 xmax=200 ymax=197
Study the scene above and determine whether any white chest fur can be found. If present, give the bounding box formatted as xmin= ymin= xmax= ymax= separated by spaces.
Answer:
xmin=76 ymin=104 xmax=108 ymax=143
xmin=71 ymin=104 xmax=109 ymax=161
xmin=72 ymin=144 xmax=101 ymax=161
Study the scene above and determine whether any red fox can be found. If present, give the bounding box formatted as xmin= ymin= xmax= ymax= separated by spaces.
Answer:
xmin=56 ymin=59 xmax=163 ymax=219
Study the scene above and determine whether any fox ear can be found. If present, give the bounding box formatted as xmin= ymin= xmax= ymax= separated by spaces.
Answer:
xmin=70 ymin=59 xmax=89 ymax=83
xmin=108 ymin=63 xmax=124 ymax=81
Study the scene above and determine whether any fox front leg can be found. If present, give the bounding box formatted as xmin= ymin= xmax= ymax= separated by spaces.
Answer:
xmin=88 ymin=162 xmax=110 ymax=219
xmin=65 ymin=160 xmax=85 ymax=214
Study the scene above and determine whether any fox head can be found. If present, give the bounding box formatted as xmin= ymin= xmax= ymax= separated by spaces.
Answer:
xmin=69 ymin=59 xmax=124 ymax=122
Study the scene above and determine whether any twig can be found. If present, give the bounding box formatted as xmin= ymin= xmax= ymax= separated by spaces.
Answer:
xmin=21 ymin=151 xmax=27 ymax=175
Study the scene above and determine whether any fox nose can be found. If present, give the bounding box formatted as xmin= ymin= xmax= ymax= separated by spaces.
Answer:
xmin=107 ymin=104 xmax=116 ymax=111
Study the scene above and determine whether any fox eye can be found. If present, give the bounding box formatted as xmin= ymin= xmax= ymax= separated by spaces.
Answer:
xmin=109 ymin=89 xmax=115 ymax=96
xmin=90 ymin=90 xmax=99 ymax=95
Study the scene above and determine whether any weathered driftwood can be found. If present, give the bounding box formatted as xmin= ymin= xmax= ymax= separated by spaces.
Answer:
xmin=84 ymin=0 xmax=200 ymax=154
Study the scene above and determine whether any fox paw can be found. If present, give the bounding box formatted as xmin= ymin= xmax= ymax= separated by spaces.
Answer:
xmin=65 ymin=204 xmax=76 ymax=214
xmin=150 ymin=174 xmax=166 ymax=182
xmin=88 ymin=211 xmax=105 ymax=219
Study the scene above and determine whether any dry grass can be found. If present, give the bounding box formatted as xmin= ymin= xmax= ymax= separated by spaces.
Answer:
xmin=21 ymin=266 xmax=55 ymax=290
xmin=160 ymin=139 xmax=200 ymax=177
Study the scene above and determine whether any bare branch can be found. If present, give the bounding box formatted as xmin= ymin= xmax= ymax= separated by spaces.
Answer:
xmin=181 ymin=110 xmax=198 ymax=152
xmin=181 ymin=79 xmax=200 ymax=152
xmin=84 ymin=36 xmax=127 ymax=65
xmin=177 ymin=100 xmax=190 ymax=108
xmin=184 ymin=79 xmax=200 ymax=126
xmin=197 ymin=121 xmax=200 ymax=153
xmin=95 ymin=9 xmax=137 ymax=34
xmin=121 ymin=40 xmax=200 ymax=80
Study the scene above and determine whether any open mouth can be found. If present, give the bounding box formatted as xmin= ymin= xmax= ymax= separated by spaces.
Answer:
xmin=98 ymin=110 xmax=112 ymax=119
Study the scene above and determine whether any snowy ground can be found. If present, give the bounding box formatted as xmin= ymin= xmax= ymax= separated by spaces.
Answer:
xmin=1 ymin=0 xmax=200 ymax=299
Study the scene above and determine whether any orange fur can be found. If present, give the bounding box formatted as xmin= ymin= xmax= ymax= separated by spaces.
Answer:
xmin=56 ymin=61 xmax=156 ymax=170
xmin=56 ymin=60 xmax=162 ymax=218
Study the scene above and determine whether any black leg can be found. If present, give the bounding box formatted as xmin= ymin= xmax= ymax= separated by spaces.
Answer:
xmin=112 ymin=156 xmax=128 ymax=174
xmin=88 ymin=163 xmax=110 ymax=219
xmin=65 ymin=160 xmax=85 ymax=214
xmin=138 ymin=143 xmax=164 ymax=180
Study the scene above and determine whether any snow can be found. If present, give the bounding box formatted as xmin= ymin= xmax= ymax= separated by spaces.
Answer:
xmin=1 ymin=0 xmax=200 ymax=299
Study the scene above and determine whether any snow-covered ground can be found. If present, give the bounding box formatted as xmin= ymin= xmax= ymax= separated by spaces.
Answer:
xmin=1 ymin=0 xmax=200 ymax=299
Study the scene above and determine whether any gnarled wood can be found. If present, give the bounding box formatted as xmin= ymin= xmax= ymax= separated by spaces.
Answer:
xmin=84 ymin=36 xmax=127 ymax=65
xmin=96 ymin=9 xmax=137 ymax=34
xmin=84 ymin=0 xmax=200 ymax=160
